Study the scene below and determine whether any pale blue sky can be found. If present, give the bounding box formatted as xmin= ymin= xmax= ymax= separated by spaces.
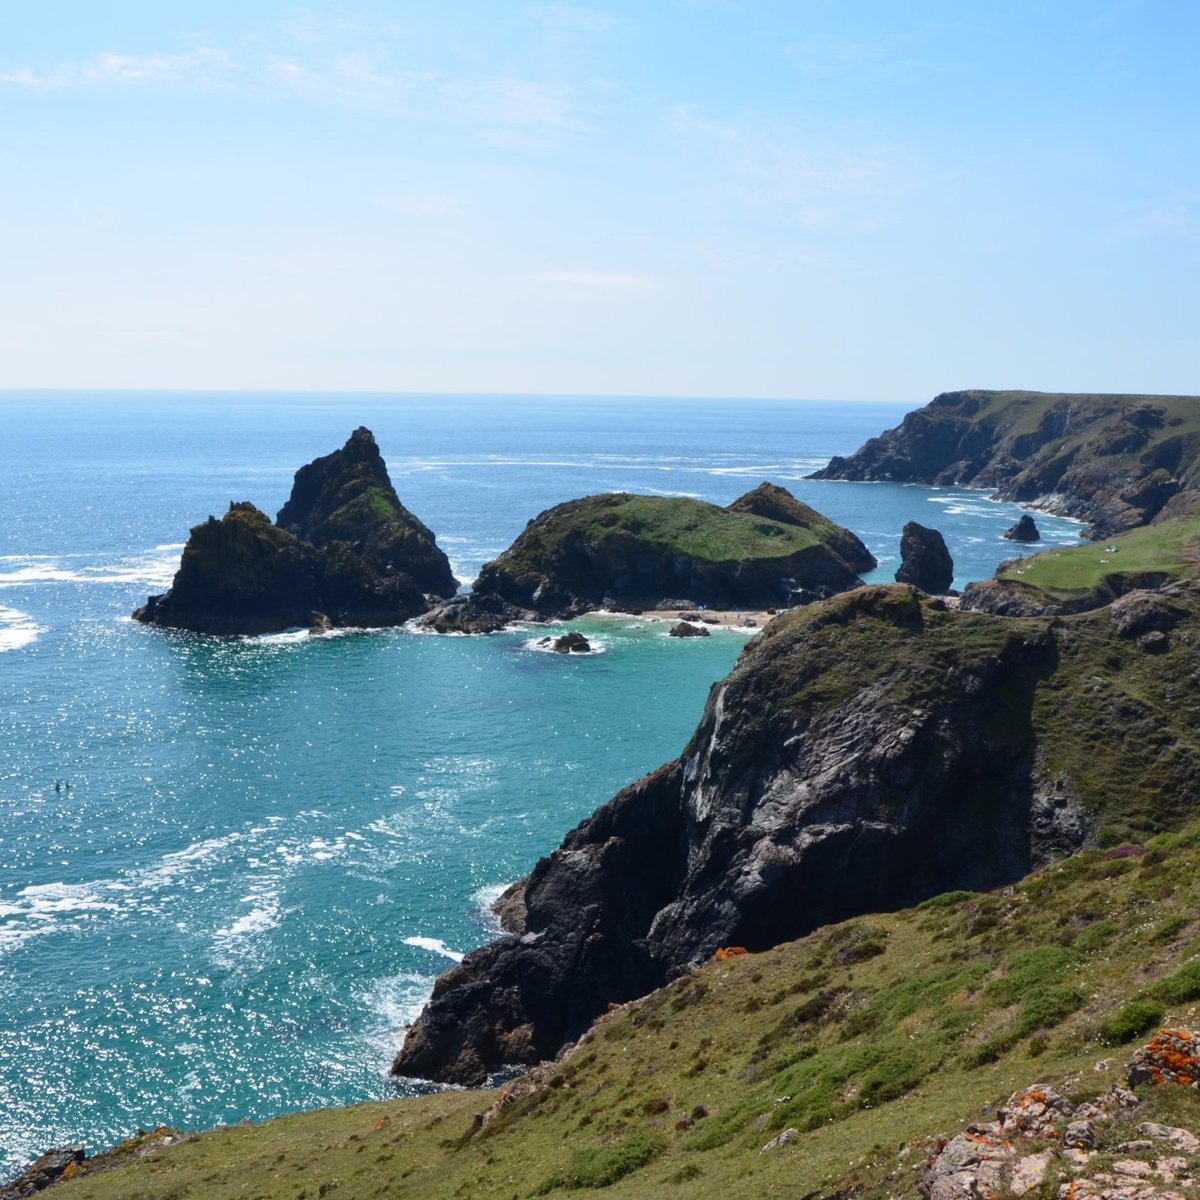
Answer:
xmin=0 ymin=2 xmax=1195 ymax=399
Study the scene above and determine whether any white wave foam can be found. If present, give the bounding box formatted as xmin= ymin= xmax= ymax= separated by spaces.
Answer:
xmin=474 ymin=882 xmax=514 ymax=934
xmin=0 ymin=606 xmax=45 ymax=651
xmin=357 ymin=971 xmax=438 ymax=1059
xmin=0 ymin=881 xmax=122 ymax=956
xmin=0 ymin=551 xmax=179 ymax=590
xmin=524 ymin=635 xmax=608 ymax=655
xmin=403 ymin=935 xmax=464 ymax=962
xmin=216 ymin=901 xmax=281 ymax=939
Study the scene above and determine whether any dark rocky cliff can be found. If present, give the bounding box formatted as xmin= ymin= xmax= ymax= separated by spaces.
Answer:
xmin=811 ymin=389 xmax=1200 ymax=539
xmin=394 ymin=582 xmax=1200 ymax=1084
xmin=277 ymin=426 xmax=457 ymax=598
xmin=134 ymin=429 xmax=456 ymax=635
xmin=419 ymin=485 xmax=870 ymax=633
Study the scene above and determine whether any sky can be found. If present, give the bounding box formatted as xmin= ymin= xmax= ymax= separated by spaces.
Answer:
xmin=0 ymin=2 xmax=1196 ymax=401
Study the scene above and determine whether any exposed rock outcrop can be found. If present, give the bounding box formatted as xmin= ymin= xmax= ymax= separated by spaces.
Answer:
xmin=134 ymin=429 xmax=456 ymax=635
xmin=1005 ymin=514 xmax=1041 ymax=542
xmin=669 ymin=621 xmax=710 ymax=638
xmin=962 ymin=573 xmax=1187 ymax=618
xmin=394 ymin=584 xmax=1200 ymax=1085
xmin=276 ymin=426 xmax=457 ymax=598
xmin=895 ymin=522 xmax=954 ymax=593
xmin=811 ymin=389 xmax=1200 ymax=539
xmin=419 ymin=486 xmax=870 ymax=634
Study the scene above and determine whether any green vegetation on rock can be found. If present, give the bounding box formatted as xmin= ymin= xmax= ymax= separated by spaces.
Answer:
xmin=421 ymin=485 xmax=873 ymax=631
xmin=813 ymin=388 xmax=1200 ymax=538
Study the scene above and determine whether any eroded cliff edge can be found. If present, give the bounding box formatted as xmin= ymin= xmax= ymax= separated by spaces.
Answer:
xmin=811 ymin=389 xmax=1200 ymax=539
xmin=394 ymin=581 xmax=1200 ymax=1085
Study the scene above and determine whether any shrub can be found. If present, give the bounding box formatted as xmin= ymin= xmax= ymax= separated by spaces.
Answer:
xmin=917 ymin=889 xmax=977 ymax=910
xmin=1154 ymin=960 xmax=1200 ymax=1004
xmin=1104 ymin=1001 xmax=1164 ymax=1044
xmin=538 ymin=1130 xmax=664 ymax=1192
xmin=1017 ymin=985 xmax=1085 ymax=1035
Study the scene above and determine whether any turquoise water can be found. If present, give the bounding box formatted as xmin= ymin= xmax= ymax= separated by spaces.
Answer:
xmin=0 ymin=393 xmax=1082 ymax=1173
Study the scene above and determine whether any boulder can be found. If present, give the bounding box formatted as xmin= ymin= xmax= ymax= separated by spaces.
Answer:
xmin=1128 ymin=1029 xmax=1200 ymax=1087
xmin=669 ymin=622 xmax=710 ymax=638
xmin=895 ymin=522 xmax=954 ymax=593
xmin=1004 ymin=514 xmax=1041 ymax=542
xmin=552 ymin=632 xmax=591 ymax=653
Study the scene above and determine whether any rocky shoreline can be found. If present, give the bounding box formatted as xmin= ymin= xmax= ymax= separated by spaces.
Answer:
xmin=812 ymin=389 xmax=1200 ymax=539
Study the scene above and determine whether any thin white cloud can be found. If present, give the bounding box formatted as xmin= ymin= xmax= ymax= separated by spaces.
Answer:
xmin=530 ymin=4 xmax=620 ymax=42
xmin=665 ymin=103 xmax=895 ymax=229
xmin=538 ymin=270 xmax=655 ymax=289
xmin=445 ymin=77 xmax=578 ymax=130
xmin=0 ymin=47 xmax=233 ymax=90
xmin=278 ymin=12 xmax=407 ymax=44
xmin=0 ymin=35 xmax=580 ymax=134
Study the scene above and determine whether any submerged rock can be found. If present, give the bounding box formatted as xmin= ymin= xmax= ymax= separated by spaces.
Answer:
xmin=134 ymin=429 xmax=455 ymax=635
xmin=539 ymin=632 xmax=592 ymax=653
xmin=895 ymin=522 xmax=954 ymax=593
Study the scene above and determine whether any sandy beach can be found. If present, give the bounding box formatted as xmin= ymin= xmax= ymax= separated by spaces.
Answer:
xmin=599 ymin=607 xmax=777 ymax=630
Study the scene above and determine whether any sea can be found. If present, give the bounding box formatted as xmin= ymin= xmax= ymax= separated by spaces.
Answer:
xmin=0 ymin=391 xmax=1083 ymax=1174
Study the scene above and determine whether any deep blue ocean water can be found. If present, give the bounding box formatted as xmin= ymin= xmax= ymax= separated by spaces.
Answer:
xmin=0 ymin=392 xmax=1083 ymax=1173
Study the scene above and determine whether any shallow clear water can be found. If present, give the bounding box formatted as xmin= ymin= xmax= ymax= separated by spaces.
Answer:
xmin=0 ymin=392 xmax=1081 ymax=1172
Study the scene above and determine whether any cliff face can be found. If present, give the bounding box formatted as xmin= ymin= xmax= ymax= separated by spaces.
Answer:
xmin=419 ymin=485 xmax=870 ymax=633
xmin=394 ymin=582 xmax=1200 ymax=1085
xmin=134 ymin=429 xmax=455 ymax=635
xmin=811 ymin=389 xmax=1200 ymax=539
xmin=277 ymin=426 xmax=457 ymax=598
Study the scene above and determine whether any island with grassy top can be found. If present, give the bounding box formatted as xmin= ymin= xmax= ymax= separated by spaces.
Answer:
xmin=812 ymin=388 xmax=1200 ymax=538
xmin=418 ymin=483 xmax=875 ymax=633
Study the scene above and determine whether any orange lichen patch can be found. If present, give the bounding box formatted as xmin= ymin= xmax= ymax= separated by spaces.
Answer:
xmin=965 ymin=1130 xmax=1013 ymax=1151
xmin=1130 ymin=1029 xmax=1200 ymax=1087
xmin=713 ymin=946 xmax=749 ymax=961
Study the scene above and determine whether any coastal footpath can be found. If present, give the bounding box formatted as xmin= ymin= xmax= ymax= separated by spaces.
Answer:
xmin=811 ymin=389 xmax=1200 ymax=539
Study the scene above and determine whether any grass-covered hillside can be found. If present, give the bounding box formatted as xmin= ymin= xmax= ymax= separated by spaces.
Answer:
xmin=813 ymin=389 xmax=1200 ymax=537
xmin=470 ymin=489 xmax=872 ymax=615
xmin=53 ymin=820 xmax=1200 ymax=1200
xmin=997 ymin=510 xmax=1200 ymax=600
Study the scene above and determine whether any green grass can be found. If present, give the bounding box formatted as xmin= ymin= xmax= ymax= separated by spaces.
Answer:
xmin=54 ymin=816 xmax=1200 ymax=1200
xmin=502 ymin=493 xmax=833 ymax=570
xmin=998 ymin=511 xmax=1200 ymax=598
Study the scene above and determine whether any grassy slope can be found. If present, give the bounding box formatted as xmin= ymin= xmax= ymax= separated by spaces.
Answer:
xmin=57 ymin=822 xmax=1200 ymax=1200
xmin=998 ymin=510 xmax=1200 ymax=599
xmin=497 ymin=494 xmax=840 ymax=573
xmin=924 ymin=388 xmax=1200 ymax=441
